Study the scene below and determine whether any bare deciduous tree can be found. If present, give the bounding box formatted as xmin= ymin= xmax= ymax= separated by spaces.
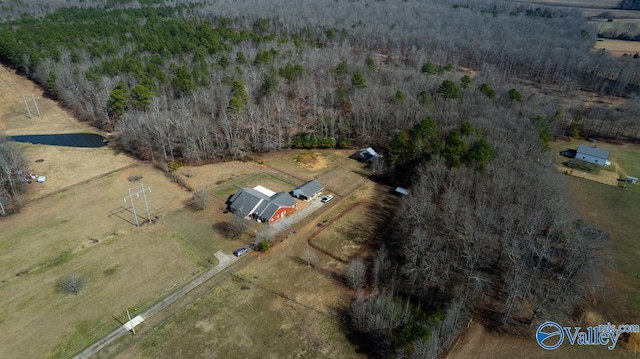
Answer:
xmin=185 ymin=189 xmax=208 ymax=211
xmin=303 ymin=249 xmax=319 ymax=268
xmin=345 ymin=258 xmax=366 ymax=289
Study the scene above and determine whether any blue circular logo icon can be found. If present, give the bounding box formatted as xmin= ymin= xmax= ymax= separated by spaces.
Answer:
xmin=536 ymin=321 xmax=564 ymax=350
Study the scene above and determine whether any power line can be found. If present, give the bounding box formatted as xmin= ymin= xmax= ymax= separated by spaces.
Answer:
xmin=22 ymin=94 xmax=31 ymax=118
xmin=31 ymin=94 xmax=41 ymax=117
xmin=123 ymin=184 xmax=152 ymax=227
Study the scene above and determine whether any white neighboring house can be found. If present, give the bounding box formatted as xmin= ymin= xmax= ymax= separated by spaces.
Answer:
xmin=576 ymin=144 xmax=611 ymax=166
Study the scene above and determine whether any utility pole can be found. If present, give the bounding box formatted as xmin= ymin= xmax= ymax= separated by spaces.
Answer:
xmin=123 ymin=184 xmax=152 ymax=227
xmin=31 ymin=94 xmax=41 ymax=117
xmin=126 ymin=309 xmax=135 ymax=335
xmin=22 ymin=95 xmax=32 ymax=118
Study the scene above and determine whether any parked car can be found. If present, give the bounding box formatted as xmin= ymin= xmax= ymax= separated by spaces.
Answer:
xmin=560 ymin=149 xmax=576 ymax=158
xmin=321 ymin=194 xmax=333 ymax=203
xmin=233 ymin=247 xmax=248 ymax=257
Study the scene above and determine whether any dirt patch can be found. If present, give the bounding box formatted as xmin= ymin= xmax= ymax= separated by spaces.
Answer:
xmin=173 ymin=161 xmax=264 ymax=191
xmin=294 ymin=151 xmax=328 ymax=171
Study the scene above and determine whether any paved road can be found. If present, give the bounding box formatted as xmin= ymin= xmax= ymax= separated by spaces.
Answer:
xmin=73 ymin=251 xmax=237 ymax=359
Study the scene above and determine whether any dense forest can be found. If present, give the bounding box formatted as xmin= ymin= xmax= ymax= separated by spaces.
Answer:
xmin=0 ymin=0 xmax=630 ymax=357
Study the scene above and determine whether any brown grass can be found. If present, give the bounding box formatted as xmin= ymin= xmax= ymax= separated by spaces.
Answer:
xmin=0 ymin=165 xmax=198 ymax=359
xmin=311 ymin=202 xmax=379 ymax=262
xmin=594 ymin=39 xmax=640 ymax=57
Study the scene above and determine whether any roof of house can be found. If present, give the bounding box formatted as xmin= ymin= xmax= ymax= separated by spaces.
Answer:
xmin=229 ymin=187 xmax=296 ymax=219
xmin=354 ymin=147 xmax=382 ymax=162
xmin=293 ymin=179 xmax=324 ymax=197
xmin=577 ymin=144 xmax=610 ymax=159
xmin=253 ymin=185 xmax=276 ymax=197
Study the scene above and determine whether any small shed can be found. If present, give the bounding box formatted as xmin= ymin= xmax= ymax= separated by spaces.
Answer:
xmin=576 ymin=144 xmax=610 ymax=166
xmin=291 ymin=179 xmax=324 ymax=201
xmin=627 ymin=176 xmax=638 ymax=184
xmin=394 ymin=187 xmax=409 ymax=196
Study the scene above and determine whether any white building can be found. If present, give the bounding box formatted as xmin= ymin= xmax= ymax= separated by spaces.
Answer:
xmin=576 ymin=144 xmax=610 ymax=166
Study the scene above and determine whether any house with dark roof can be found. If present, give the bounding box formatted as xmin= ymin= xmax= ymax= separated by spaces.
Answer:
xmin=291 ymin=179 xmax=324 ymax=201
xmin=352 ymin=147 xmax=382 ymax=163
xmin=576 ymin=144 xmax=610 ymax=166
xmin=228 ymin=186 xmax=297 ymax=224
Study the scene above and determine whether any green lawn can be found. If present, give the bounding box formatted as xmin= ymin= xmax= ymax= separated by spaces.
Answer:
xmin=610 ymin=146 xmax=640 ymax=193
xmin=567 ymin=176 xmax=640 ymax=323
xmin=612 ymin=148 xmax=640 ymax=176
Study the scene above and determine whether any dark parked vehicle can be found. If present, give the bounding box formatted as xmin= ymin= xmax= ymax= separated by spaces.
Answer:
xmin=560 ymin=149 xmax=576 ymax=158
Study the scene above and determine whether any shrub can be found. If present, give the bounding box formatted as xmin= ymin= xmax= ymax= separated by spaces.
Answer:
xmin=185 ymin=190 xmax=208 ymax=211
xmin=565 ymin=159 xmax=600 ymax=174
xmin=128 ymin=174 xmax=143 ymax=182
xmin=258 ymin=239 xmax=271 ymax=252
xmin=59 ymin=274 xmax=85 ymax=296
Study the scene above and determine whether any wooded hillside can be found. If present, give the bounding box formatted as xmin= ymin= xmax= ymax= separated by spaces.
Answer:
xmin=0 ymin=0 xmax=639 ymax=164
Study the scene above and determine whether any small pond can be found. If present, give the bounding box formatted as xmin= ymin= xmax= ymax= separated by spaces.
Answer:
xmin=10 ymin=133 xmax=108 ymax=148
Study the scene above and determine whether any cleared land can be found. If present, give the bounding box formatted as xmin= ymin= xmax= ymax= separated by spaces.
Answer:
xmin=107 ymin=152 xmax=385 ymax=358
xmin=594 ymin=39 xmax=640 ymax=56
xmin=515 ymin=0 xmax=618 ymax=8
xmin=0 ymin=165 xmax=198 ymax=359
xmin=311 ymin=202 xmax=382 ymax=262
xmin=552 ymin=138 xmax=639 ymax=187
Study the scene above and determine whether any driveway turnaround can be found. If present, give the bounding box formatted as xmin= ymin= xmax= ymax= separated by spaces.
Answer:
xmin=73 ymin=251 xmax=238 ymax=359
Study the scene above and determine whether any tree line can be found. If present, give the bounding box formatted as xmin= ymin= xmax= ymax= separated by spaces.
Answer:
xmin=0 ymin=138 xmax=29 ymax=214
xmin=0 ymin=0 xmax=637 ymax=166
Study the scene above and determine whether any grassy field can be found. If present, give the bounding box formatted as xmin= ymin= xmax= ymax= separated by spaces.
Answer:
xmin=312 ymin=202 xmax=379 ymax=262
xmin=112 ymin=170 xmax=389 ymax=359
xmin=568 ymin=177 xmax=640 ymax=321
xmin=0 ymin=164 xmax=204 ymax=359
xmin=108 ymin=152 xmax=396 ymax=359
xmin=594 ymin=39 xmax=640 ymax=56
